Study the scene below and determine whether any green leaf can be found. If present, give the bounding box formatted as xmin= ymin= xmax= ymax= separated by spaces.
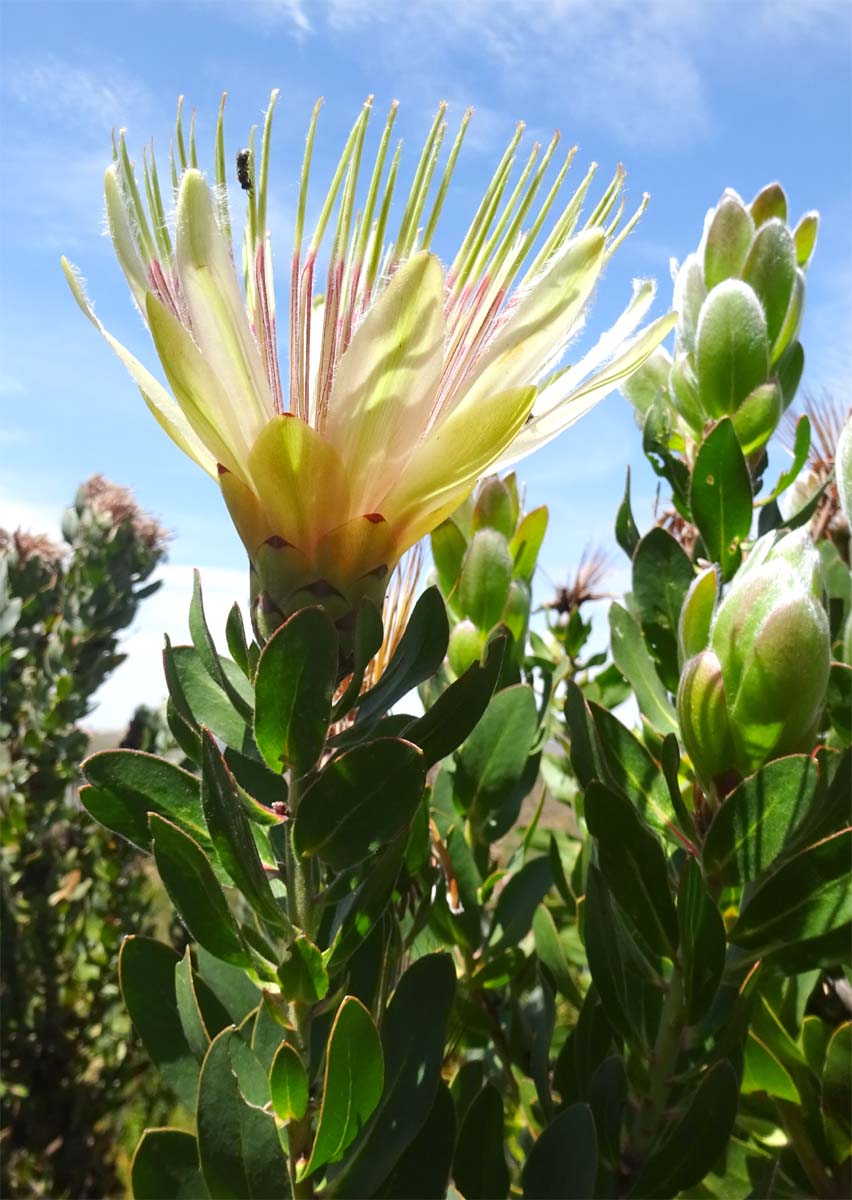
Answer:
xmin=132 ymin=1129 xmax=209 ymax=1200
xmin=533 ymin=904 xmax=584 ymax=1007
xmin=553 ymin=989 xmax=615 ymax=1109
xmin=742 ymin=1032 xmax=800 ymax=1102
xmin=549 ymin=833 xmax=576 ymax=912
xmin=696 ymin=281 xmax=769 ymax=420
xmin=119 ymin=937 xmax=199 ymax=1110
xmin=431 ymin=518 xmax=468 ymax=609
xmin=458 ymin=528 xmax=513 ymax=630
xmin=190 ymin=569 xmax=254 ymax=720
xmin=81 ymin=749 xmax=210 ymax=855
xmin=326 ymin=838 xmax=405 ymax=971
xmin=691 ymin=418 xmax=753 ymax=578
xmin=405 ymin=635 xmax=505 ymax=767
xmin=632 ymin=527 xmax=695 ymax=689
xmin=176 ymin=947 xmax=219 ymax=1060
xmin=269 ymin=1042 xmax=308 ymax=1122
xmin=229 ymin=1026 xmax=270 ymax=1109
xmin=509 ymin=505 xmax=548 ymax=582
xmin=200 ymin=730 xmax=290 ymax=933
xmin=165 ymin=640 xmax=253 ymax=752
xmin=585 ymin=781 xmax=679 ymax=957
xmin=704 ymin=193 xmax=754 ymax=288
xmin=254 ymin=606 xmax=337 ymax=777
xmin=331 ymin=600 xmax=384 ymax=721
xmin=609 ymin=603 xmax=678 ymax=737
xmin=822 ymin=1022 xmax=852 ymax=1140
xmin=703 ymin=755 xmax=819 ymax=885
xmin=730 ymin=827 xmax=852 ymax=956
xmin=751 ymin=182 xmax=788 ymax=227
xmin=197 ymin=1028 xmax=290 ymax=1199
xmin=302 ymin=997 xmax=384 ymax=1178
xmin=195 ymin=947 xmax=262 ymax=1025
xmin=642 ymin=398 xmax=692 ymax=518
xmin=522 ymin=1103 xmax=598 ymax=1200
xmin=251 ymin=999 xmax=289 ymax=1074
xmin=489 ymin=856 xmax=553 ymax=950
xmin=792 ymin=748 xmax=851 ymax=849
xmin=373 ymin=1081 xmax=455 ymax=1200
xmin=758 ymin=414 xmax=811 ymax=507
xmin=453 ymin=1084 xmax=509 ymax=1200
xmin=677 ymin=858 xmax=726 ymax=1022
xmin=225 ymin=602 xmax=250 ymax=678
xmin=588 ymin=1056 xmax=627 ymax=1175
xmin=678 ymin=566 xmax=718 ymax=663
xmin=330 ymin=954 xmax=456 ymax=1198
xmin=455 ymin=684 xmax=539 ymax=831
xmin=223 ymin=747 xmax=288 ymax=822
xmin=742 ymin=218 xmax=797 ymax=347
xmin=150 ymin=813 xmax=250 ymax=969
xmin=277 ymin=935 xmax=329 ymax=1004
xmin=826 ymin=661 xmax=852 ymax=745
xmin=628 ymin=1062 xmax=739 ymax=1198
xmin=583 ymin=866 xmax=662 ymax=1046
xmin=295 ymin=738 xmax=425 ymax=869
xmin=588 ymin=702 xmax=676 ymax=838
xmin=615 ymin=467 xmax=640 ymax=558
xmin=660 ymin=734 xmax=697 ymax=840
xmin=356 ymin=587 xmax=449 ymax=725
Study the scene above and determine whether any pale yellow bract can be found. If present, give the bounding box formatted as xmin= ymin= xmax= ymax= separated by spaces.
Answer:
xmin=63 ymin=91 xmax=674 ymax=633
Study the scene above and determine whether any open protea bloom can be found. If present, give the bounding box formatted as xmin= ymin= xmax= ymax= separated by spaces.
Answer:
xmin=63 ymin=92 xmax=674 ymax=638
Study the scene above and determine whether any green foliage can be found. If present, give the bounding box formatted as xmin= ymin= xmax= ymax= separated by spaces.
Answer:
xmin=0 ymin=478 xmax=172 ymax=1198
xmin=27 ymin=177 xmax=852 ymax=1200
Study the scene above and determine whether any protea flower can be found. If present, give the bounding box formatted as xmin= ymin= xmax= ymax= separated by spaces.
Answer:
xmin=63 ymin=91 xmax=673 ymax=639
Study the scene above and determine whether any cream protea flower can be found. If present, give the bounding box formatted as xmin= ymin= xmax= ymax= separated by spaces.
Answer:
xmin=63 ymin=92 xmax=674 ymax=638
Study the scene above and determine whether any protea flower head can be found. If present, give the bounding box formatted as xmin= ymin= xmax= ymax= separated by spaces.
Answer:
xmin=63 ymin=91 xmax=674 ymax=640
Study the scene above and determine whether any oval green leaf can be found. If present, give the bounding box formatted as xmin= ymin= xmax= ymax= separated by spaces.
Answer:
xmin=301 ymin=996 xmax=384 ymax=1179
xmin=254 ymin=605 xmax=338 ymax=778
xmin=294 ymin=738 xmax=426 ymax=869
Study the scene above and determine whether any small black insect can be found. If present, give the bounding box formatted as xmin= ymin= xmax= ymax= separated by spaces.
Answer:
xmin=236 ymin=148 xmax=252 ymax=192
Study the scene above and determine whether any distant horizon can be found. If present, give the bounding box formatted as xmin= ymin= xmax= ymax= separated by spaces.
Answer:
xmin=2 ymin=0 xmax=850 ymax=728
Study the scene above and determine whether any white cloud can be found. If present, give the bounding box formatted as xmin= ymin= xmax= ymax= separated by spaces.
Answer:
xmin=196 ymin=0 xmax=311 ymax=35
xmin=3 ymin=53 xmax=151 ymax=131
xmin=0 ymin=375 xmax=26 ymax=398
xmin=235 ymin=0 xmax=848 ymax=150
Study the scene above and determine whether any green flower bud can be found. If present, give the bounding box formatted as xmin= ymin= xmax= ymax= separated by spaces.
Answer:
xmin=448 ymin=619 xmax=485 ymax=677
xmin=730 ymin=380 xmax=783 ymax=456
xmin=458 ymin=528 xmax=513 ymax=630
xmin=472 ymin=475 xmax=516 ymax=539
xmin=501 ymin=578 xmax=531 ymax=648
xmin=677 ymin=530 xmax=830 ymax=785
xmin=668 ymin=186 xmax=817 ymax=455
xmin=677 ymin=649 xmax=737 ymax=785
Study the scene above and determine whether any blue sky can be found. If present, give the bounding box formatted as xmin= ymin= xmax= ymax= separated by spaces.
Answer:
xmin=1 ymin=0 xmax=850 ymax=726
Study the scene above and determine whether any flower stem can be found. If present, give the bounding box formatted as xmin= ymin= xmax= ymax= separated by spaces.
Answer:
xmin=628 ymin=962 xmax=686 ymax=1174
xmin=284 ymin=774 xmax=316 ymax=1197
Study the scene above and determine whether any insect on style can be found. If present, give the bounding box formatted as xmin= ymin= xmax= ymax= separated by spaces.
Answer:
xmin=236 ymin=147 xmax=252 ymax=191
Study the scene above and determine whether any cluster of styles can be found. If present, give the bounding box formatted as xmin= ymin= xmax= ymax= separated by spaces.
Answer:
xmin=51 ymin=92 xmax=852 ymax=1199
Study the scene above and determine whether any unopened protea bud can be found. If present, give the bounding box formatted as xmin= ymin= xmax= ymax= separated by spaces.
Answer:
xmin=677 ymin=529 xmax=830 ymax=787
xmin=626 ymin=184 xmax=817 ymax=456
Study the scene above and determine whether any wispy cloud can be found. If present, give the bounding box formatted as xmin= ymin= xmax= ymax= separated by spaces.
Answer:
xmin=230 ymin=0 xmax=849 ymax=151
xmin=3 ymin=52 xmax=151 ymax=132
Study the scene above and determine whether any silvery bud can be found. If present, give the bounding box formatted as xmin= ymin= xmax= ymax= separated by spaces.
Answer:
xmin=667 ymin=185 xmax=816 ymax=454
xmin=677 ymin=529 xmax=830 ymax=787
